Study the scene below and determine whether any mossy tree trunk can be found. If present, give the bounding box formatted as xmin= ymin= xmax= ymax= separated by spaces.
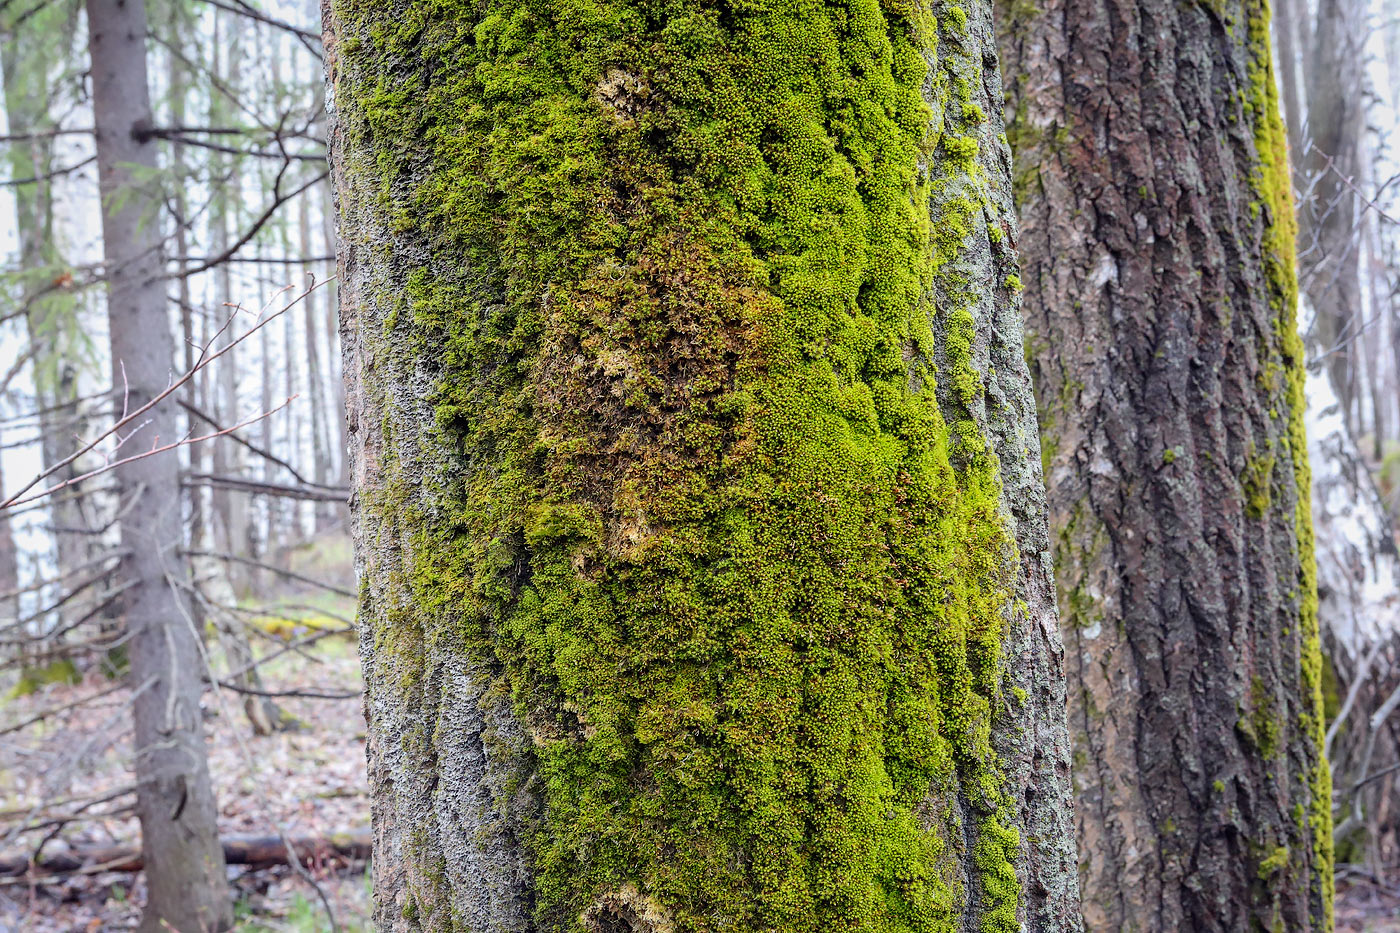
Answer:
xmin=326 ymin=0 xmax=1079 ymax=929
xmin=998 ymin=1 xmax=1332 ymax=930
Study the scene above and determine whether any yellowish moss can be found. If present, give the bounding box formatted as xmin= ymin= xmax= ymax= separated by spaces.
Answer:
xmin=1259 ymin=844 xmax=1290 ymax=880
xmin=335 ymin=0 xmax=1025 ymax=929
xmin=1243 ymin=0 xmax=1334 ymax=924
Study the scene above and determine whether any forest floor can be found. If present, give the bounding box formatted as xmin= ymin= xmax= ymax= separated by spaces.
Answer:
xmin=1339 ymin=875 xmax=1400 ymax=932
xmin=0 ymin=635 xmax=371 ymax=932
xmin=0 ymin=532 xmax=372 ymax=933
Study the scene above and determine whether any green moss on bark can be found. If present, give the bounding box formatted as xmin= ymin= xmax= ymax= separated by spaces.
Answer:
xmin=1244 ymin=0 xmax=1334 ymax=924
xmin=335 ymin=0 xmax=1027 ymax=929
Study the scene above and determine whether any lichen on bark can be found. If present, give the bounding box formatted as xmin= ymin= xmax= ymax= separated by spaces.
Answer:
xmin=327 ymin=0 xmax=1078 ymax=928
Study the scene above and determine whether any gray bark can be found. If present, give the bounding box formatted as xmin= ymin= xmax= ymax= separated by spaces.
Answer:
xmin=299 ymin=194 xmax=333 ymax=530
xmin=85 ymin=1 xmax=231 ymax=929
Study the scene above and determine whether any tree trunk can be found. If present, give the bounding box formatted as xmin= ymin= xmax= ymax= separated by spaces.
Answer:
xmin=191 ymin=553 xmax=293 ymax=736
xmin=1303 ymin=341 xmax=1400 ymax=870
xmin=85 ymin=1 xmax=231 ymax=930
xmin=299 ymin=193 xmax=333 ymax=530
xmin=209 ymin=9 xmax=251 ymax=597
xmin=167 ymin=2 xmax=205 ymax=551
xmin=998 ymin=0 xmax=1333 ymax=930
xmin=1364 ymin=220 xmax=1386 ymax=463
xmin=2 ymin=7 xmax=94 ymax=610
xmin=1273 ymin=0 xmax=1306 ymax=173
xmin=1300 ymin=0 xmax=1367 ymax=429
xmin=326 ymin=0 xmax=1080 ymax=930
xmin=0 ymin=443 xmax=18 ymax=623
xmin=323 ymin=179 xmax=349 ymax=528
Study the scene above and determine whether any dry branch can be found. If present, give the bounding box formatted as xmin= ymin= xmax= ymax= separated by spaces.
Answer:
xmin=0 ymin=830 xmax=372 ymax=878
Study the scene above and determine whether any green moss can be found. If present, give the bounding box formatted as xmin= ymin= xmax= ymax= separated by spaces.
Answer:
xmin=1241 ymin=452 xmax=1276 ymax=520
xmin=1321 ymin=652 xmax=1341 ymax=725
xmin=1162 ymin=448 xmax=1176 ymax=465
xmin=1246 ymin=675 xmax=1281 ymax=760
xmin=1243 ymin=0 xmax=1334 ymax=923
xmin=1258 ymin=845 xmax=1290 ymax=880
xmin=1213 ymin=779 xmax=1226 ymax=793
xmin=334 ymin=0 xmax=1026 ymax=929
xmin=8 ymin=659 xmax=81 ymax=698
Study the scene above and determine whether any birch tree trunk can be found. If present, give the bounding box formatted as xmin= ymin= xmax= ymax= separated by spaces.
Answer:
xmin=998 ymin=0 xmax=1333 ymax=929
xmin=326 ymin=0 xmax=1080 ymax=929
xmin=85 ymin=1 xmax=231 ymax=929
xmin=1305 ymin=353 xmax=1400 ymax=866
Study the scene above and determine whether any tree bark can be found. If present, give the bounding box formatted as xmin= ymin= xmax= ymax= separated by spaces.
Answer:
xmin=326 ymin=0 xmax=1079 ymax=930
xmin=85 ymin=1 xmax=231 ymax=929
xmin=190 ymin=552 xmax=293 ymax=736
xmin=0 ymin=445 xmax=17 ymax=624
xmin=998 ymin=0 xmax=1333 ymax=930
xmin=1273 ymin=0 xmax=1306 ymax=173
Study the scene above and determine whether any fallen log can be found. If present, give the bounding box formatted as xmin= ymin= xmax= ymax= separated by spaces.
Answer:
xmin=0 ymin=829 xmax=372 ymax=878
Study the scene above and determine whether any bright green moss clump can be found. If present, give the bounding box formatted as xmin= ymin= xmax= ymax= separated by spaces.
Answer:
xmin=336 ymin=0 xmax=1023 ymax=929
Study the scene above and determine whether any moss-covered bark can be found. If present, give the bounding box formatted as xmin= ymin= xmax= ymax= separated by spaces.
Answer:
xmin=326 ymin=0 xmax=1078 ymax=928
xmin=998 ymin=0 xmax=1332 ymax=929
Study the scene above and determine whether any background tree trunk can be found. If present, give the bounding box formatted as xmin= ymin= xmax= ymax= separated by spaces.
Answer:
xmin=2 ymin=7 xmax=94 ymax=610
xmin=998 ymin=0 xmax=1333 ymax=929
xmin=1303 ymin=342 xmax=1400 ymax=871
xmin=326 ymin=0 xmax=1079 ymax=929
xmin=1299 ymin=0 xmax=1368 ymax=428
xmin=85 ymin=0 xmax=231 ymax=929
xmin=208 ymin=9 xmax=251 ymax=597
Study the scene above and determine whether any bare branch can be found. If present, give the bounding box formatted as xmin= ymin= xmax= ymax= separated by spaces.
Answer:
xmin=0 ymin=281 xmax=326 ymax=509
xmin=183 ymin=472 xmax=347 ymax=502
xmin=182 ymin=549 xmax=356 ymax=598
xmin=175 ymin=171 xmax=328 ymax=278
xmin=214 ymin=680 xmax=359 ymax=701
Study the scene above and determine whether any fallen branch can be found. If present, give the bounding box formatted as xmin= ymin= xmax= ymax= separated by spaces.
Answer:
xmin=215 ymin=680 xmax=360 ymax=701
xmin=0 ymin=830 xmax=372 ymax=878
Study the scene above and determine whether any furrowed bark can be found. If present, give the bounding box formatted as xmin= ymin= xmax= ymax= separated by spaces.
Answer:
xmin=998 ymin=0 xmax=1332 ymax=929
xmin=326 ymin=0 xmax=1078 ymax=930
xmin=85 ymin=1 xmax=231 ymax=929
